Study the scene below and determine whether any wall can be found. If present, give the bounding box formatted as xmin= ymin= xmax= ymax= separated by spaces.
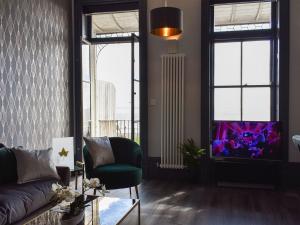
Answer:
xmin=147 ymin=0 xmax=202 ymax=157
xmin=0 ymin=0 xmax=71 ymax=149
xmin=289 ymin=0 xmax=300 ymax=162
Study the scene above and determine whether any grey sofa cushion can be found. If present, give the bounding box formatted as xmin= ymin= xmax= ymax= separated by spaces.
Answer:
xmin=12 ymin=148 xmax=60 ymax=184
xmin=0 ymin=179 xmax=55 ymax=225
xmin=83 ymin=137 xmax=115 ymax=168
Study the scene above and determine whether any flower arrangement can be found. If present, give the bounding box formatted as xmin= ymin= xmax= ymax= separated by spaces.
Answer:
xmin=52 ymin=183 xmax=79 ymax=203
xmin=83 ymin=178 xmax=108 ymax=196
xmin=51 ymin=178 xmax=107 ymax=220
xmin=51 ymin=183 xmax=84 ymax=220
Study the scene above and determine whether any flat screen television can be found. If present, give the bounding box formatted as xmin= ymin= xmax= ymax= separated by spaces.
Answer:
xmin=212 ymin=121 xmax=281 ymax=160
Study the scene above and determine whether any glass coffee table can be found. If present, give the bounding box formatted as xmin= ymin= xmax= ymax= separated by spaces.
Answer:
xmin=24 ymin=196 xmax=140 ymax=225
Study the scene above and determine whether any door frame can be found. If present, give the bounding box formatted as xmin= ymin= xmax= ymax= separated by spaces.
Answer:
xmin=72 ymin=0 xmax=148 ymax=177
xmin=131 ymin=33 xmax=140 ymax=141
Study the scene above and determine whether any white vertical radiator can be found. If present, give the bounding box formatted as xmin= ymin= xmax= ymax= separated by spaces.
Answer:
xmin=160 ymin=54 xmax=185 ymax=169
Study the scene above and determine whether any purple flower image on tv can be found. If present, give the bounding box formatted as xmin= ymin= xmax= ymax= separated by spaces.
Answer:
xmin=212 ymin=121 xmax=281 ymax=160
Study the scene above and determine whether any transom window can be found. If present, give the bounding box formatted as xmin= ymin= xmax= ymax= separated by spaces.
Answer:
xmin=214 ymin=2 xmax=271 ymax=32
xmin=91 ymin=10 xmax=139 ymax=38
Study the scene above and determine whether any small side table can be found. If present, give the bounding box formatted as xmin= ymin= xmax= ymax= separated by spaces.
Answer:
xmin=71 ymin=165 xmax=84 ymax=190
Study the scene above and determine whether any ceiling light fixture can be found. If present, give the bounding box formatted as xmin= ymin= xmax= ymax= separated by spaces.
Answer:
xmin=150 ymin=0 xmax=183 ymax=38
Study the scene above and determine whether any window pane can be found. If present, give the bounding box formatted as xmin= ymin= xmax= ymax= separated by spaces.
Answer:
xmin=214 ymin=2 xmax=271 ymax=32
xmin=243 ymin=88 xmax=271 ymax=121
xmin=92 ymin=11 xmax=139 ymax=38
xmin=134 ymin=42 xmax=140 ymax=81
xmin=214 ymin=88 xmax=241 ymax=121
xmin=134 ymin=81 xmax=140 ymax=144
xmin=82 ymin=45 xmax=90 ymax=82
xmin=82 ymin=82 xmax=91 ymax=137
xmin=243 ymin=41 xmax=271 ymax=85
xmin=214 ymin=42 xmax=241 ymax=86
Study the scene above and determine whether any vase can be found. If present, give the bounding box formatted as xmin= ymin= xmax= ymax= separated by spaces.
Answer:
xmin=60 ymin=209 xmax=84 ymax=225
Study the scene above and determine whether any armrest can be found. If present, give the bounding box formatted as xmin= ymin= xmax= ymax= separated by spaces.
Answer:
xmin=109 ymin=137 xmax=143 ymax=168
xmin=56 ymin=166 xmax=70 ymax=186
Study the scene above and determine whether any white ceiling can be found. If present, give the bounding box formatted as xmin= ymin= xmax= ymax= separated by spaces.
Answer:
xmin=92 ymin=10 xmax=139 ymax=35
xmin=215 ymin=2 xmax=271 ymax=26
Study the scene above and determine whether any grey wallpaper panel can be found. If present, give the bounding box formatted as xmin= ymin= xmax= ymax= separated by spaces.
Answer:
xmin=0 ymin=0 xmax=71 ymax=148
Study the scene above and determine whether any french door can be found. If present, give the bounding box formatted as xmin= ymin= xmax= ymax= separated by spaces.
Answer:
xmin=82 ymin=34 xmax=140 ymax=142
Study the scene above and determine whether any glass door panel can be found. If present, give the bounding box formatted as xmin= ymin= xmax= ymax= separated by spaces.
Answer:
xmin=94 ymin=42 xmax=139 ymax=140
xmin=95 ymin=43 xmax=131 ymax=138
xmin=82 ymin=44 xmax=91 ymax=137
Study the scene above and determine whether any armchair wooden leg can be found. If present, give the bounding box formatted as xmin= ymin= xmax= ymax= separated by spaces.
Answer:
xmin=135 ymin=186 xmax=139 ymax=199
xmin=129 ymin=187 xmax=132 ymax=198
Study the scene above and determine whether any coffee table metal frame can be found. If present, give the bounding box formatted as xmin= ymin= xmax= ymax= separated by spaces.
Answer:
xmin=23 ymin=196 xmax=141 ymax=225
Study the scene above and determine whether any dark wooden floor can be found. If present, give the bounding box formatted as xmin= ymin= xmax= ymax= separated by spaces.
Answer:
xmin=73 ymin=179 xmax=300 ymax=225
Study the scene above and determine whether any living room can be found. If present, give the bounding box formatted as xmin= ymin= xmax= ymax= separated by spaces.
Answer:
xmin=0 ymin=0 xmax=300 ymax=224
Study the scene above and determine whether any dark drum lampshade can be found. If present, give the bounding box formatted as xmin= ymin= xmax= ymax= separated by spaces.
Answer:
xmin=150 ymin=7 xmax=183 ymax=37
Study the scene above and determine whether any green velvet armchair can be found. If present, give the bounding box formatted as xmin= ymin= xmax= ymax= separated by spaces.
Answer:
xmin=83 ymin=137 xmax=142 ymax=198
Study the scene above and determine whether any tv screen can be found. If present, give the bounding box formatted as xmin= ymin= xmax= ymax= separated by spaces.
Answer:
xmin=212 ymin=121 xmax=281 ymax=160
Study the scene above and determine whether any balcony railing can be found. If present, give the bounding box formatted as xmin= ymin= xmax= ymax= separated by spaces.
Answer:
xmin=83 ymin=120 xmax=140 ymax=143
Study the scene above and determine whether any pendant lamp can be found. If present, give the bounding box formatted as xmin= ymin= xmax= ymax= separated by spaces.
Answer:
xmin=150 ymin=1 xmax=183 ymax=38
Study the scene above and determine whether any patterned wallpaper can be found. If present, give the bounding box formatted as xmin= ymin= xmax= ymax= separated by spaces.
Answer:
xmin=0 ymin=0 xmax=71 ymax=149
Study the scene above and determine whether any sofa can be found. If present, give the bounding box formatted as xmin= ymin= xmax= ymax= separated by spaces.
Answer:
xmin=0 ymin=146 xmax=70 ymax=225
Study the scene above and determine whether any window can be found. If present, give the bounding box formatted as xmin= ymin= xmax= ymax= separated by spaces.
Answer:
xmin=213 ymin=40 xmax=272 ymax=121
xmin=201 ymin=0 xmax=289 ymax=158
xmin=211 ymin=1 xmax=276 ymax=122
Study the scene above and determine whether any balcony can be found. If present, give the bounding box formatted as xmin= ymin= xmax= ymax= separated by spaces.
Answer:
xmin=83 ymin=120 xmax=140 ymax=144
